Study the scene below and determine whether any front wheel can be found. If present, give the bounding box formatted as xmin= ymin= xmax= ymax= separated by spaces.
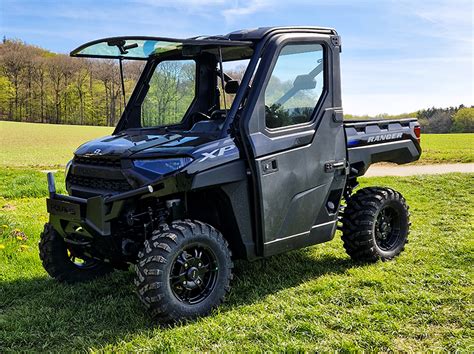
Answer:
xmin=341 ymin=187 xmax=410 ymax=262
xmin=134 ymin=220 xmax=233 ymax=323
xmin=39 ymin=223 xmax=113 ymax=283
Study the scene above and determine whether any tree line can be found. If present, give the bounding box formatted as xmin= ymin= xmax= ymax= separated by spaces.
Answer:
xmin=345 ymin=105 xmax=473 ymax=133
xmin=0 ymin=38 xmax=144 ymax=126
xmin=0 ymin=38 xmax=472 ymax=132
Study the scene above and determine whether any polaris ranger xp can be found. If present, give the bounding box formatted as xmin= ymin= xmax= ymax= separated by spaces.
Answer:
xmin=40 ymin=27 xmax=421 ymax=323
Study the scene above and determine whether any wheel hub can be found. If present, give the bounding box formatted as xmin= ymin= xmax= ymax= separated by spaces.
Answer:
xmin=379 ymin=219 xmax=391 ymax=238
xmin=375 ymin=206 xmax=401 ymax=251
xmin=187 ymin=267 xmax=199 ymax=281
xmin=170 ymin=245 xmax=218 ymax=304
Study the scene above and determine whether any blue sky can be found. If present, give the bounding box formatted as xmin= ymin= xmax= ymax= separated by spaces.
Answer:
xmin=1 ymin=0 xmax=472 ymax=115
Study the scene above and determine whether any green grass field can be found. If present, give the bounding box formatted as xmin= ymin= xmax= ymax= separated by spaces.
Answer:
xmin=0 ymin=121 xmax=473 ymax=167
xmin=0 ymin=121 xmax=114 ymax=167
xmin=0 ymin=120 xmax=473 ymax=351
xmin=420 ymin=134 xmax=474 ymax=164
xmin=1 ymin=172 xmax=472 ymax=351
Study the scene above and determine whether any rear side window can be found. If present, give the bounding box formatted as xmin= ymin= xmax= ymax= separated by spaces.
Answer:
xmin=142 ymin=60 xmax=196 ymax=127
xmin=264 ymin=43 xmax=324 ymax=129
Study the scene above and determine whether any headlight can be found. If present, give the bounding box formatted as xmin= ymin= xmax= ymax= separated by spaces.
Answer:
xmin=133 ymin=157 xmax=193 ymax=175
xmin=65 ymin=159 xmax=72 ymax=177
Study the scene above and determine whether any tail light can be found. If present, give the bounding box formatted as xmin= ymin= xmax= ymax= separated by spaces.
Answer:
xmin=414 ymin=126 xmax=421 ymax=142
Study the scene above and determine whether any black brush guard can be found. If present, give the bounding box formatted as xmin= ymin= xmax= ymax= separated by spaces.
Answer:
xmin=46 ymin=172 xmax=187 ymax=240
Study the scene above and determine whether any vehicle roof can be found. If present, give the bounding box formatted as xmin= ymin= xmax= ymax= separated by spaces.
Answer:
xmin=218 ymin=26 xmax=338 ymax=41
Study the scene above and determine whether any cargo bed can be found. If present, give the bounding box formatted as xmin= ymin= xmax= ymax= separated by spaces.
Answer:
xmin=344 ymin=118 xmax=422 ymax=176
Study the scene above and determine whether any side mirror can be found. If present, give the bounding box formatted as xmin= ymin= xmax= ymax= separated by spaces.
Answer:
xmin=225 ymin=80 xmax=240 ymax=94
xmin=292 ymin=74 xmax=317 ymax=91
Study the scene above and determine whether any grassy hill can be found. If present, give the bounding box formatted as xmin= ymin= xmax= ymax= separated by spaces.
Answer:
xmin=0 ymin=121 xmax=473 ymax=167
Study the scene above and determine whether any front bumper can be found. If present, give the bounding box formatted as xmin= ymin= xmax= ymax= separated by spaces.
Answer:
xmin=46 ymin=172 xmax=187 ymax=239
xmin=48 ymin=172 xmax=131 ymax=238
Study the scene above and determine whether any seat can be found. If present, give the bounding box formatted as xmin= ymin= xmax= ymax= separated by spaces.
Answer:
xmin=189 ymin=119 xmax=224 ymax=132
xmin=189 ymin=110 xmax=226 ymax=133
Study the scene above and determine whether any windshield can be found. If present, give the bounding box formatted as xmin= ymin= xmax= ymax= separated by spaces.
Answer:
xmin=141 ymin=57 xmax=253 ymax=129
xmin=132 ymin=42 xmax=254 ymax=133
xmin=74 ymin=39 xmax=182 ymax=60
xmin=71 ymin=36 xmax=252 ymax=60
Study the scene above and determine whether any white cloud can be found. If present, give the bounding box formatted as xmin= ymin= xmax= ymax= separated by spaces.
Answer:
xmin=222 ymin=0 xmax=272 ymax=22
xmin=396 ymin=0 xmax=473 ymax=44
xmin=338 ymin=0 xmax=473 ymax=114
xmin=414 ymin=1 xmax=472 ymax=26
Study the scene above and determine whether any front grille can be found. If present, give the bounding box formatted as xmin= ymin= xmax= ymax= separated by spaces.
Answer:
xmin=67 ymin=155 xmax=131 ymax=197
xmin=74 ymin=156 xmax=122 ymax=168
xmin=68 ymin=175 xmax=132 ymax=193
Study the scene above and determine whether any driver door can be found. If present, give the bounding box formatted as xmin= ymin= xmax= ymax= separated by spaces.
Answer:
xmin=242 ymin=33 xmax=347 ymax=256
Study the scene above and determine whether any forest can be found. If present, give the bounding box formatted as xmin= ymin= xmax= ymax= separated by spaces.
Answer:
xmin=0 ymin=39 xmax=144 ymax=127
xmin=0 ymin=38 xmax=472 ymax=132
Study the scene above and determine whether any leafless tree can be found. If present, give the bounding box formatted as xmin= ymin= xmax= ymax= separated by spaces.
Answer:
xmin=72 ymin=59 xmax=89 ymax=124
xmin=47 ymin=55 xmax=70 ymax=123
xmin=0 ymin=40 xmax=28 ymax=119
xmin=32 ymin=56 xmax=47 ymax=122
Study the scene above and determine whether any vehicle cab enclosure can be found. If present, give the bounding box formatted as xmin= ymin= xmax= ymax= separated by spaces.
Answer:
xmin=46 ymin=27 xmax=420 ymax=268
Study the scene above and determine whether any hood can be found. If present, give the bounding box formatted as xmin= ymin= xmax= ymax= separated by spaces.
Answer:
xmin=74 ymin=132 xmax=213 ymax=159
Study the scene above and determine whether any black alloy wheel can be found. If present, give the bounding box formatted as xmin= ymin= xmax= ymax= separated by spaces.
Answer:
xmin=374 ymin=206 xmax=402 ymax=251
xmin=169 ymin=244 xmax=219 ymax=304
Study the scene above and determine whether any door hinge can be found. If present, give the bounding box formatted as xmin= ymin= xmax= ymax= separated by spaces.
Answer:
xmin=330 ymin=35 xmax=342 ymax=52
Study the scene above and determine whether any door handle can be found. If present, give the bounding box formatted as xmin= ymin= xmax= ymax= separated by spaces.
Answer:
xmin=324 ymin=160 xmax=346 ymax=173
xmin=262 ymin=158 xmax=278 ymax=175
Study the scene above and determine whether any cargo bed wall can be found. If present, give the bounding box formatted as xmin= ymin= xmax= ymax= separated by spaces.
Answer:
xmin=344 ymin=118 xmax=421 ymax=176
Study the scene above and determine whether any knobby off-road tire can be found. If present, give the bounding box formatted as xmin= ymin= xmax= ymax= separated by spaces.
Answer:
xmin=134 ymin=220 xmax=233 ymax=323
xmin=39 ymin=223 xmax=113 ymax=283
xmin=341 ymin=187 xmax=410 ymax=262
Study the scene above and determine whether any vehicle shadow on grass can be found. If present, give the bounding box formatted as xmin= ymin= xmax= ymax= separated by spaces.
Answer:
xmin=228 ymin=249 xmax=356 ymax=307
xmin=1 ymin=249 xmax=357 ymax=350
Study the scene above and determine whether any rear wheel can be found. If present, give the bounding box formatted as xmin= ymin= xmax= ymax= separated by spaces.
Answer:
xmin=341 ymin=187 xmax=410 ymax=262
xmin=134 ymin=220 xmax=233 ymax=323
xmin=39 ymin=223 xmax=113 ymax=283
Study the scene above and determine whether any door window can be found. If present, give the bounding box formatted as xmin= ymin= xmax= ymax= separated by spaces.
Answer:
xmin=264 ymin=43 xmax=324 ymax=129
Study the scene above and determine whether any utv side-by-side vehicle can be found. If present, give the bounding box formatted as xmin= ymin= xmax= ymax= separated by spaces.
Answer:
xmin=40 ymin=26 xmax=421 ymax=323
